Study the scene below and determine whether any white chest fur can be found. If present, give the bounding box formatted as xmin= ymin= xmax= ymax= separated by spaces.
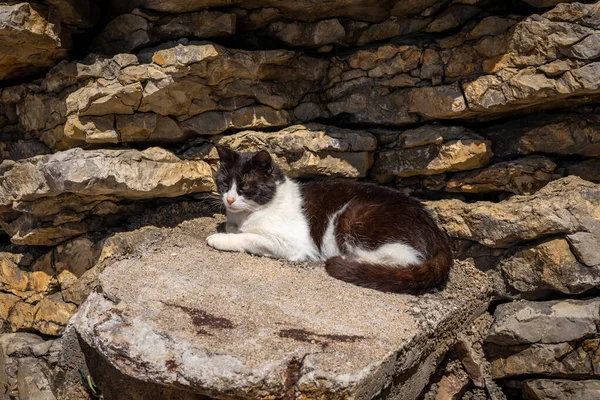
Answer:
xmin=227 ymin=179 xmax=320 ymax=261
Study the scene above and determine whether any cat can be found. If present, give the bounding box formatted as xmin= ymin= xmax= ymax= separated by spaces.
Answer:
xmin=206 ymin=145 xmax=453 ymax=294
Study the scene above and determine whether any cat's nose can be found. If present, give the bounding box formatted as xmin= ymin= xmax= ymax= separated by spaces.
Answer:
xmin=226 ymin=196 xmax=235 ymax=205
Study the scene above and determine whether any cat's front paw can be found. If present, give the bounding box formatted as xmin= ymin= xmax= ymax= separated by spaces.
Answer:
xmin=206 ymin=233 xmax=235 ymax=252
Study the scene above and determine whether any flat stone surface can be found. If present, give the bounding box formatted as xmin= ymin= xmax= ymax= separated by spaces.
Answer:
xmin=73 ymin=215 xmax=490 ymax=399
xmin=487 ymin=298 xmax=600 ymax=346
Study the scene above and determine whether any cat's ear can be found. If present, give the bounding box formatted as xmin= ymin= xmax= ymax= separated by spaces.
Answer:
xmin=215 ymin=144 xmax=238 ymax=165
xmin=251 ymin=150 xmax=272 ymax=170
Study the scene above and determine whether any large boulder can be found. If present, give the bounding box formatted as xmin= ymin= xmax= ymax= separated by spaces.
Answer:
xmin=73 ymin=213 xmax=490 ymax=399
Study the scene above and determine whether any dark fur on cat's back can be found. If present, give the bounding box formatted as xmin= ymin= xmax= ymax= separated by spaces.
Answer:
xmin=302 ymin=181 xmax=453 ymax=294
xmin=211 ymin=145 xmax=453 ymax=294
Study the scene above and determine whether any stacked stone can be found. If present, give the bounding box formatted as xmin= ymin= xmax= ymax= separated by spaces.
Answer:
xmin=0 ymin=0 xmax=598 ymax=399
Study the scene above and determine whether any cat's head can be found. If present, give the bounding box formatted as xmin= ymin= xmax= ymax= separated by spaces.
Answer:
xmin=214 ymin=145 xmax=285 ymax=213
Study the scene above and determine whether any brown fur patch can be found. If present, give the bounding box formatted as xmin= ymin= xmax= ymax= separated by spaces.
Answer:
xmin=302 ymin=180 xmax=453 ymax=293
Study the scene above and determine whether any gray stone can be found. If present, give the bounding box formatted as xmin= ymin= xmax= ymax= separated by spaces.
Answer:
xmin=567 ymin=231 xmax=600 ymax=267
xmin=487 ymin=299 xmax=600 ymax=346
xmin=73 ymin=214 xmax=490 ymax=400
xmin=523 ymin=379 xmax=600 ymax=400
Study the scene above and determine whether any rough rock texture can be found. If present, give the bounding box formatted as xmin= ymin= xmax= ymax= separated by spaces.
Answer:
xmin=428 ymin=176 xmax=600 ymax=249
xmin=0 ymin=3 xmax=69 ymax=81
xmin=0 ymin=333 xmax=60 ymax=400
xmin=204 ymin=124 xmax=377 ymax=178
xmin=0 ymin=147 xmax=213 ymax=245
xmin=1 ymin=0 xmax=600 ymax=398
xmin=487 ymin=299 xmax=600 ymax=346
xmin=0 ymin=227 xmax=165 ymax=336
xmin=74 ymin=213 xmax=490 ymax=400
xmin=488 ymin=339 xmax=600 ymax=379
xmin=523 ymin=379 xmax=600 ymax=400
xmin=371 ymin=125 xmax=492 ymax=182
xmin=444 ymin=156 xmax=557 ymax=195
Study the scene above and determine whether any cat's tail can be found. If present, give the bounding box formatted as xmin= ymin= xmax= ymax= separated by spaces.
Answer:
xmin=324 ymin=249 xmax=453 ymax=294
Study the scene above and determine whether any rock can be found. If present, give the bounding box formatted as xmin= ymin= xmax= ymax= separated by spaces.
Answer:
xmin=523 ymin=0 xmax=581 ymax=9
xmin=483 ymin=114 xmax=600 ymax=158
xmin=24 ymin=42 xmax=327 ymax=149
xmin=567 ymin=232 xmax=600 ymax=267
xmin=92 ymin=10 xmax=236 ymax=55
xmin=435 ymin=360 xmax=470 ymax=400
xmin=562 ymin=159 xmax=600 ymax=183
xmin=426 ymin=5 xmax=481 ymax=33
xmin=488 ymin=339 xmax=600 ymax=379
xmin=73 ymin=213 xmax=490 ymax=399
xmin=0 ymin=333 xmax=60 ymax=400
xmin=205 ymin=124 xmax=376 ymax=178
xmin=112 ymin=0 xmax=433 ymax=22
xmin=371 ymin=125 xmax=492 ymax=181
xmin=31 ymin=294 xmax=77 ymax=336
xmin=445 ymin=156 xmax=556 ymax=195
xmin=522 ymin=379 xmax=600 ymax=400
xmin=487 ymin=299 xmax=600 ymax=346
xmin=0 ymin=3 xmax=69 ymax=81
xmin=427 ymin=177 xmax=600 ymax=248
xmin=0 ymin=293 xmax=20 ymax=332
xmin=0 ymin=252 xmax=56 ymax=301
xmin=499 ymin=238 xmax=600 ymax=299
xmin=16 ymin=357 xmax=57 ymax=400
xmin=455 ymin=313 xmax=504 ymax=396
xmin=0 ymin=147 xmax=213 ymax=245
xmin=408 ymin=84 xmax=469 ymax=119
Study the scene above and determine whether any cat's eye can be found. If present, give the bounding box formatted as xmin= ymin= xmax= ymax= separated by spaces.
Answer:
xmin=241 ymin=184 xmax=250 ymax=191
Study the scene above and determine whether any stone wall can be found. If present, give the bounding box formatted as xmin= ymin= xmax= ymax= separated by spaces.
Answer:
xmin=0 ymin=0 xmax=599 ymax=399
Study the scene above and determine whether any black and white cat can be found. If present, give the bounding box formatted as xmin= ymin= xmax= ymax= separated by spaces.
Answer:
xmin=207 ymin=145 xmax=453 ymax=294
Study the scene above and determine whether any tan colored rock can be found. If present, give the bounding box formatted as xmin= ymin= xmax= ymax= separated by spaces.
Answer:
xmin=0 ymin=293 xmax=20 ymax=331
xmin=32 ymin=293 xmax=77 ymax=336
xmin=23 ymin=43 xmax=326 ymax=149
xmin=500 ymin=239 xmax=600 ymax=298
xmin=488 ymin=339 xmax=600 ymax=379
xmin=409 ymin=84 xmax=469 ymax=119
xmin=426 ymin=5 xmax=480 ymax=33
xmin=445 ymin=156 xmax=556 ymax=195
xmin=427 ymin=177 xmax=600 ymax=248
xmin=0 ymin=3 xmax=69 ymax=81
xmin=54 ymin=237 xmax=99 ymax=292
xmin=435 ymin=360 xmax=469 ymax=400
xmin=204 ymin=124 xmax=376 ymax=178
xmin=371 ymin=125 xmax=492 ymax=181
xmin=268 ymin=19 xmax=346 ymax=47
xmin=6 ymin=301 xmax=35 ymax=333
xmin=0 ymin=252 xmax=56 ymax=301
xmin=0 ymin=148 xmax=214 ymax=245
